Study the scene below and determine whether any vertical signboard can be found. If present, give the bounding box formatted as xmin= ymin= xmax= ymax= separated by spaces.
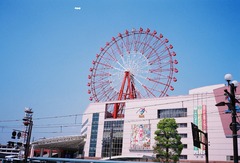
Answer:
xmin=193 ymin=105 xmax=207 ymax=155
xmin=202 ymin=105 xmax=207 ymax=150
xmin=193 ymin=107 xmax=198 ymax=153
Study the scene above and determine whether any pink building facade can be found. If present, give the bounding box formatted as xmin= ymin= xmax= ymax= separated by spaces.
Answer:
xmin=81 ymin=84 xmax=240 ymax=162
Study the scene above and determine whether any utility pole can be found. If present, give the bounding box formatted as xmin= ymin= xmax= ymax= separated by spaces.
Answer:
xmin=22 ymin=108 xmax=33 ymax=163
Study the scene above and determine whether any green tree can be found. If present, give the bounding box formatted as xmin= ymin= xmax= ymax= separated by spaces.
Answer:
xmin=153 ymin=118 xmax=183 ymax=163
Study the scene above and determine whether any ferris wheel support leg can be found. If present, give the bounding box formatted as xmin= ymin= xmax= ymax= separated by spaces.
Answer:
xmin=113 ymin=72 xmax=128 ymax=118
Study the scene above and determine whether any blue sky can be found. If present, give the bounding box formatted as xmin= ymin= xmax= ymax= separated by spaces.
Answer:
xmin=0 ymin=0 xmax=240 ymax=144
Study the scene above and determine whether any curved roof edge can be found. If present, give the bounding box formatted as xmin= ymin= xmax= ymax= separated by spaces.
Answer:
xmin=32 ymin=135 xmax=85 ymax=150
xmin=189 ymin=84 xmax=225 ymax=95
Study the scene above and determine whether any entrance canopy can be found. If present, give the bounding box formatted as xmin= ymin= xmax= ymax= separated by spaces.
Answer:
xmin=32 ymin=135 xmax=85 ymax=150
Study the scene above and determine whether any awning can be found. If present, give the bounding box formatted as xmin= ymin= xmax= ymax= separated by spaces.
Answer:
xmin=31 ymin=135 xmax=85 ymax=151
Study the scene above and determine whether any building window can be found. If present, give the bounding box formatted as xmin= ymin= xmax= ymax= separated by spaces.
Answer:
xmin=105 ymin=103 xmax=125 ymax=119
xmin=179 ymin=133 xmax=187 ymax=138
xmin=179 ymin=155 xmax=187 ymax=159
xmin=89 ymin=113 xmax=99 ymax=157
xmin=101 ymin=120 xmax=124 ymax=158
xmin=157 ymin=108 xmax=187 ymax=118
xmin=183 ymin=144 xmax=187 ymax=148
xmin=226 ymin=155 xmax=240 ymax=161
xmin=177 ymin=123 xmax=187 ymax=128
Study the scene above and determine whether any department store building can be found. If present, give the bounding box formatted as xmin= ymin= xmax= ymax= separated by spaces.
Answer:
xmin=81 ymin=84 xmax=240 ymax=162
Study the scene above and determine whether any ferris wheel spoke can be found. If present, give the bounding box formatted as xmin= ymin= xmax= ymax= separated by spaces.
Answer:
xmin=147 ymin=77 xmax=170 ymax=87
xmin=134 ymin=33 xmax=144 ymax=52
xmin=108 ymin=45 xmax=128 ymax=70
xmin=95 ymin=84 xmax=111 ymax=95
xmin=149 ymin=73 xmax=172 ymax=82
xmin=108 ymin=89 xmax=119 ymax=100
xmin=113 ymin=39 xmax=124 ymax=57
xmin=148 ymin=72 xmax=171 ymax=79
xmin=145 ymin=39 xmax=166 ymax=59
xmin=130 ymin=75 xmax=148 ymax=89
xmin=119 ymin=37 xmax=130 ymax=54
xmin=145 ymin=46 xmax=157 ymax=59
xmin=94 ymin=80 xmax=112 ymax=89
xmin=94 ymin=80 xmax=111 ymax=89
xmin=151 ymin=38 xmax=167 ymax=51
xmin=141 ymin=84 xmax=156 ymax=97
xmin=111 ymin=67 xmax=125 ymax=73
xmin=106 ymin=44 xmax=126 ymax=70
xmin=108 ymin=44 xmax=120 ymax=61
xmin=134 ymin=54 xmax=148 ymax=66
xmin=94 ymin=71 xmax=111 ymax=78
xmin=98 ymin=56 xmax=118 ymax=70
xmin=140 ymin=38 xmax=150 ymax=54
xmin=148 ymin=85 xmax=167 ymax=96
xmin=125 ymin=33 xmax=131 ymax=52
xmin=149 ymin=66 xmax=172 ymax=73
xmin=96 ymin=86 xmax=114 ymax=100
xmin=131 ymin=72 xmax=149 ymax=82
xmin=138 ymin=32 xmax=150 ymax=52
xmin=140 ymin=35 xmax=155 ymax=55
xmin=103 ymin=50 xmax=119 ymax=62
xmin=148 ymin=55 xmax=171 ymax=65
xmin=96 ymin=61 xmax=113 ymax=68
xmin=131 ymin=33 xmax=137 ymax=52
xmin=152 ymin=46 xmax=169 ymax=58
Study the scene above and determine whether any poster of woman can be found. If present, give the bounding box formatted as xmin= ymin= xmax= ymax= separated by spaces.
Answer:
xmin=130 ymin=124 xmax=151 ymax=150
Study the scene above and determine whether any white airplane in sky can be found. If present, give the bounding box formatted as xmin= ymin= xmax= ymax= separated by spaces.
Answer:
xmin=74 ymin=7 xmax=81 ymax=10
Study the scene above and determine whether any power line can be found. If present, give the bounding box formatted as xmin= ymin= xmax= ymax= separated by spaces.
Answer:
xmin=0 ymin=92 xmax=237 ymax=134
xmin=0 ymin=92 xmax=226 ymax=123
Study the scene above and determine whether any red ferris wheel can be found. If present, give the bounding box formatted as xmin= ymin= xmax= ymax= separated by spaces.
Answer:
xmin=87 ymin=27 xmax=178 ymax=118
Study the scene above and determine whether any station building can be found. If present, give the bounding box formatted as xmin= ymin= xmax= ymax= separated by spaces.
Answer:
xmin=81 ymin=84 xmax=240 ymax=162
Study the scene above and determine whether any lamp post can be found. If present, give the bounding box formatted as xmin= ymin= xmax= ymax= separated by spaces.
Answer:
xmin=216 ymin=74 xmax=238 ymax=163
xmin=23 ymin=107 xmax=33 ymax=163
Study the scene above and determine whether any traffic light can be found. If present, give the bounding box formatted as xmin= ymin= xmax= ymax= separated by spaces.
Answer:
xmin=17 ymin=132 xmax=21 ymax=139
xmin=11 ymin=131 xmax=22 ymax=139
xmin=11 ymin=131 xmax=16 ymax=139
xmin=191 ymin=122 xmax=200 ymax=148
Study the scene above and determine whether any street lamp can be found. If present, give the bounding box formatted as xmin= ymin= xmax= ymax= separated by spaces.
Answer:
xmin=216 ymin=74 xmax=239 ymax=163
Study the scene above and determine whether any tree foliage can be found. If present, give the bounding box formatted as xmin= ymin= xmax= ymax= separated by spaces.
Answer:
xmin=153 ymin=118 xmax=183 ymax=162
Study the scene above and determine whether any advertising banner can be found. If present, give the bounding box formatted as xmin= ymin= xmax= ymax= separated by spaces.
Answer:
xmin=193 ymin=105 xmax=207 ymax=155
xmin=130 ymin=124 xmax=151 ymax=150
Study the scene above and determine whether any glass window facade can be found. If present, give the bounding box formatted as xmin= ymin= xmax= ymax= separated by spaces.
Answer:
xmin=101 ymin=120 xmax=124 ymax=158
xmin=158 ymin=108 xmax=187 ymax=118
xmin=89 ymin=113 xmax=99 ymax=157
